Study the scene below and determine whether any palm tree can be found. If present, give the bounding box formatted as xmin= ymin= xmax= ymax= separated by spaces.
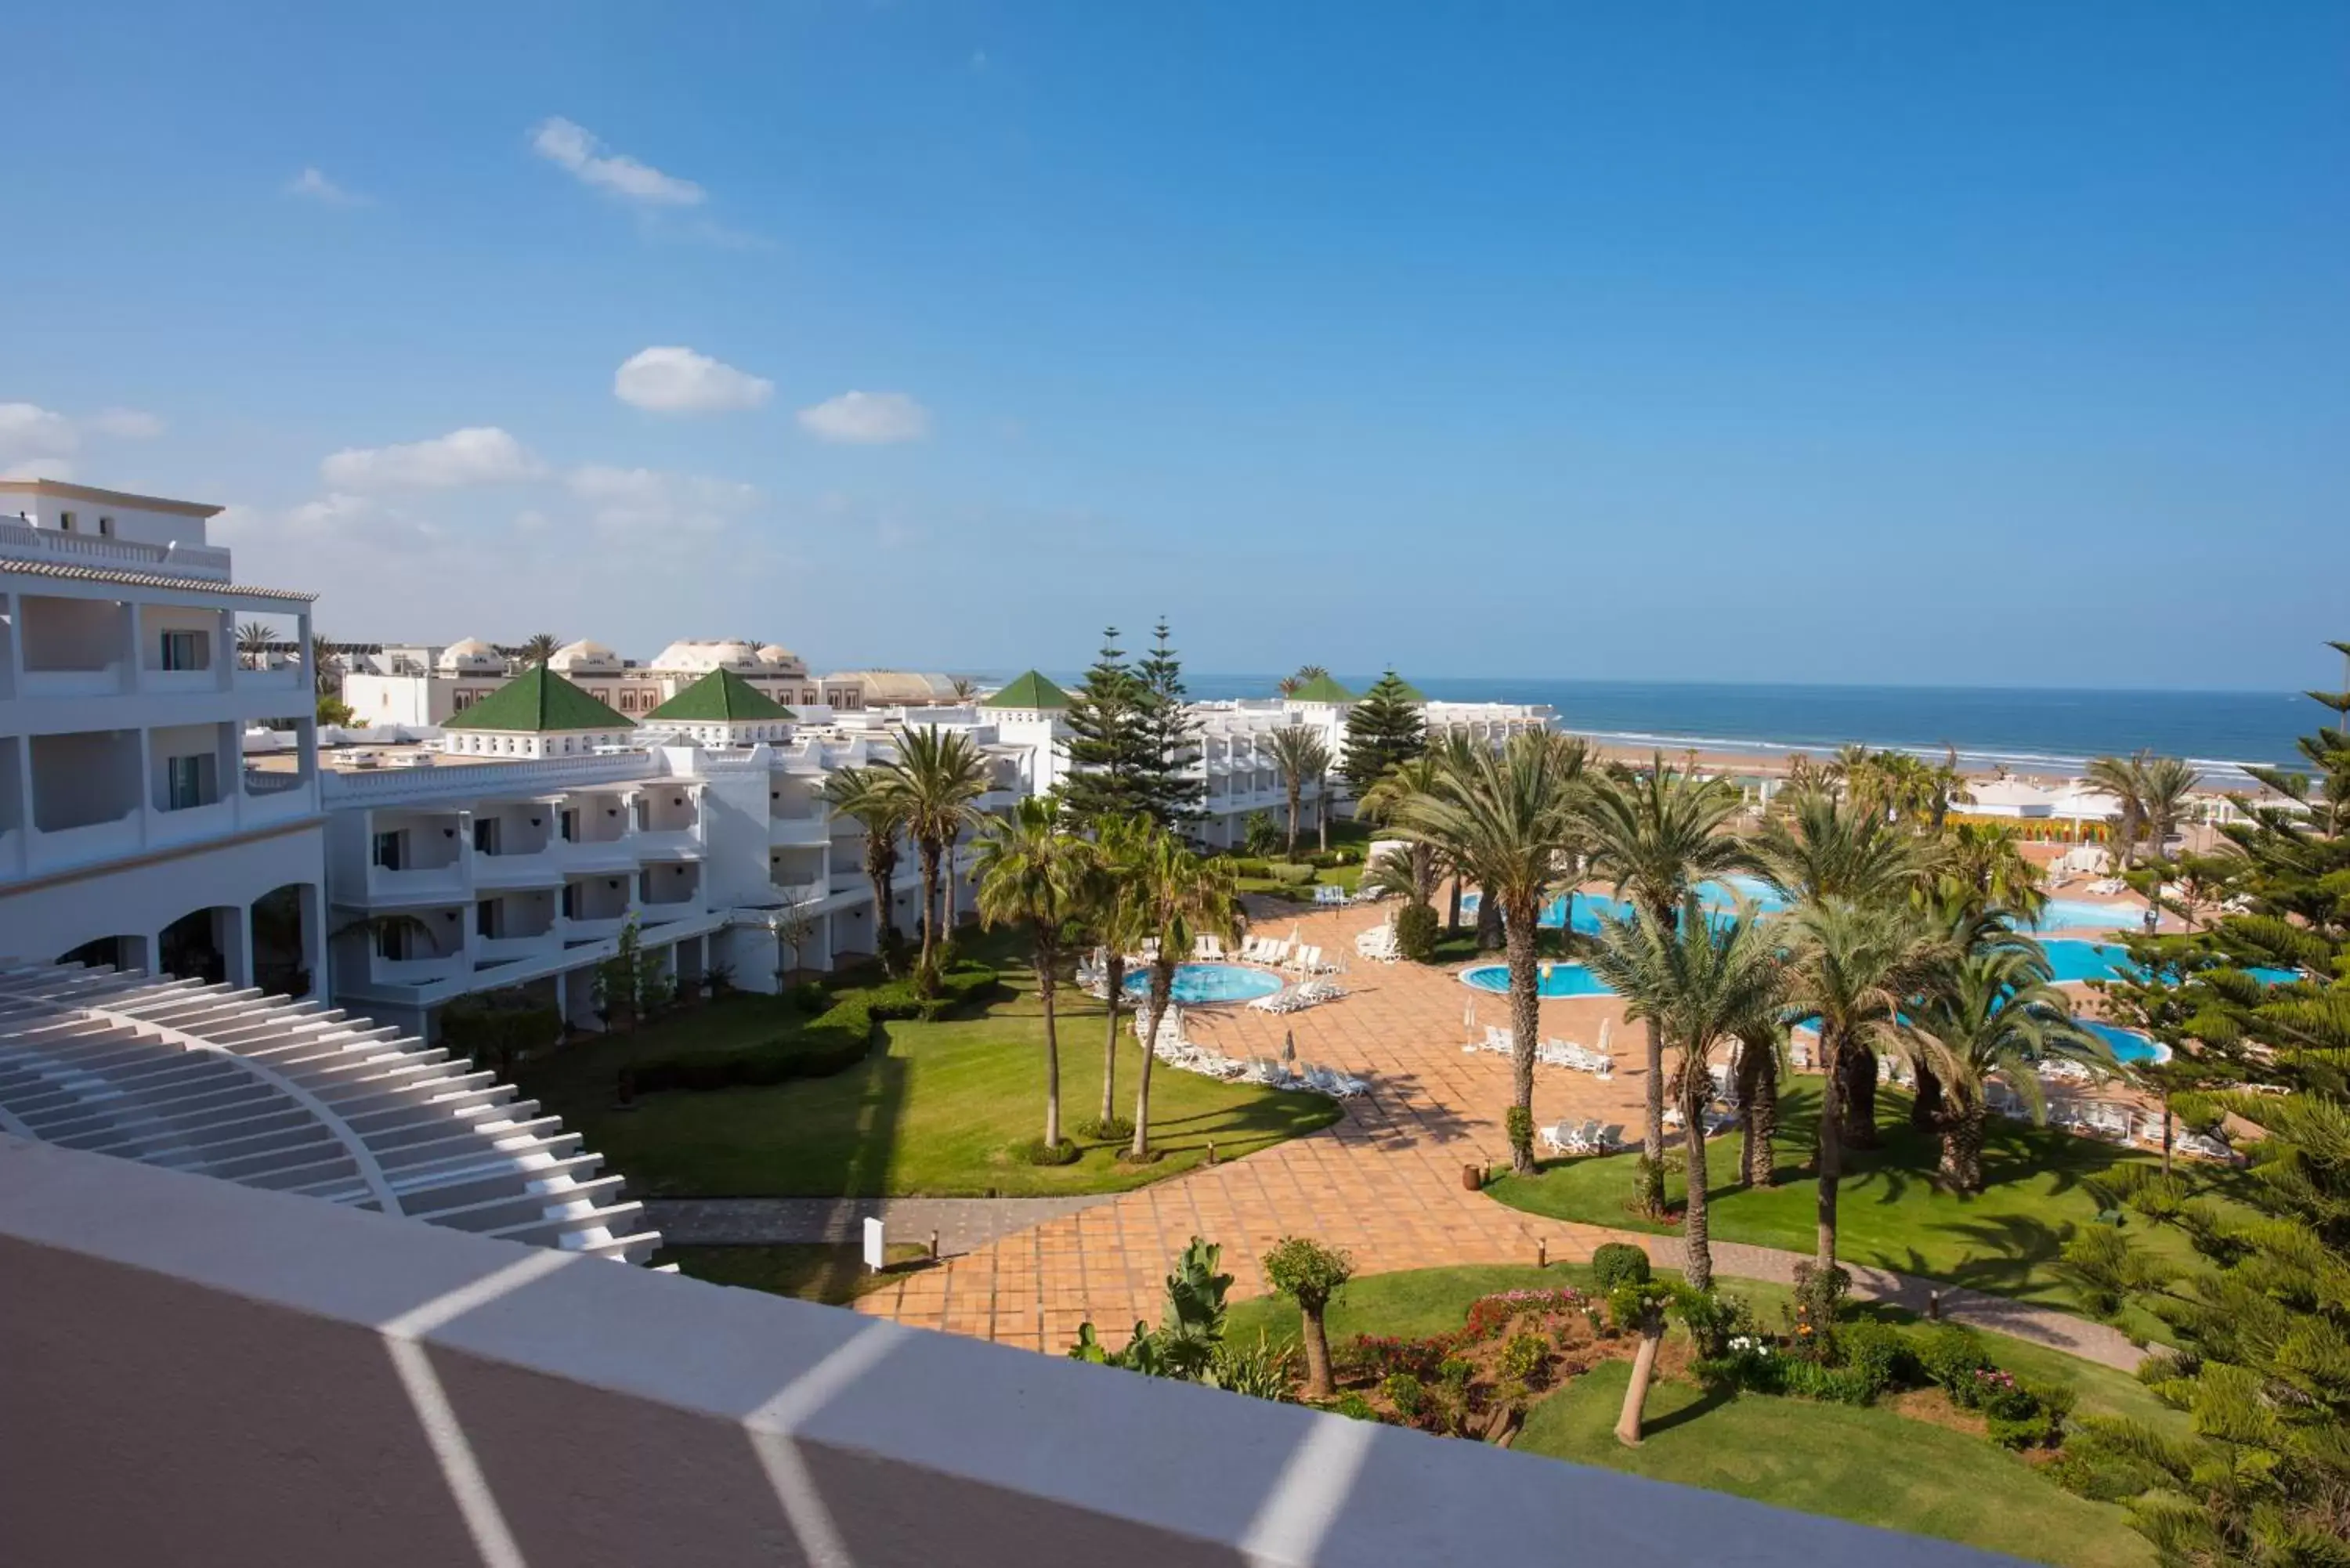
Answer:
xmin=1730 ymin=1020 xmax=1787 ymax=1187
xmin=1778 ymin=897 xmax=1949 ymax=1270
xmin=1127 ymin=835 xmax=1242 ymax=1160
xmin=949 ymin=675 xmax=978 ymax=702
xmin=1311 ymin=745 xmax=1334 ymax=854
xmin=822 ymin=767 xmax=908 ymax=974
xmin=1752 ymin=788 xmax=1926 ymax=1147
xmin=1902 ymin=943 xmax=2107 ymax=1191
xmin=1581 ymin=757 xmax=1750 ymax=1209
xmin=308 ymin=634 xmax=342 ymax=697
xmin=1081 ymin=814 xmax=1154 ymax=1132
xmin=1390 ymin=732 xmax=1589 ymax=1173
xmin=235 ymin=620 xmax=275 ymax=670
xmin=2086 ymin=751 xmax=2157 ymax=870
xmin=974 ymin=798 xmax=1095 ymax=1152
xmin=1360 ymin=753 xmax=1449 ymax=909
xmin=1264 ymin=725 xmax=1332 ymax=860
xmin=1587 ymin=894 xmax=1784 ymax=1289
xmin=1928 ymin=821 xmax=2048 ymax=926
xmin=1824 ymin=742 xmax=1882 ymax=811
xmin=871 ymin=726 xmax=990 ymax=992
xmin=519 ymin=631 xmax=561 ymax=665
xmin=1925 ymin=745 xmax=1972 ymax=831
xmin=2138 ymin=755 xmax=2198 ymax=861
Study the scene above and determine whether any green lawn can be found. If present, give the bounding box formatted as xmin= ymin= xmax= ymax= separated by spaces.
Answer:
xmin=1230 ymin=1263 xmax=2162 ymax=1568
xmin=515 ymin=934 xmax=1343 ymax=1198
xmin=1488 ymin=1081 xmax=2242 ymax=1329
xmin=660 ymin=1243 xmax=929 ymax=1305
xmin=1520 ymin=1363 xmax=2152 ymax=1568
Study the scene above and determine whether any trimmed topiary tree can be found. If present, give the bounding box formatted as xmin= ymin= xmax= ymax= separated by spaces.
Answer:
xmin=1591 ymin=1241 xmax=1652 ymax=1292
xmin=1262 ymin=1235 xmax=1355 ymax=1399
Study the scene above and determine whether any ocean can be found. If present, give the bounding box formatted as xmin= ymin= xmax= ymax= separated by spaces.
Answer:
xmin=1150 ymin=677 xmax=2327 ymax=786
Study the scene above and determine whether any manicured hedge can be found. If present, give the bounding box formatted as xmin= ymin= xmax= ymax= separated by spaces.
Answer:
xmin=628 ymin=964 xmax=1003 ymax=1096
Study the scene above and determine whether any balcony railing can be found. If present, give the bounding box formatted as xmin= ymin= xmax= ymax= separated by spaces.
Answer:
xmin=1 ymin=1132 xmax=2005 ymax=1568
xmin=0 ymin=518 xmax=233 ymax=580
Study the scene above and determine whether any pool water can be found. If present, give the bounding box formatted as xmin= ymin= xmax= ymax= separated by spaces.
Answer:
xmin=2041 ymin=940 xmax=2299 ymax=988
xmin=1461 ymin=962 xmax=1615 ymax=999
xmin=2081 ymin=1021 xmax=2169 ymax=1066
xmin=1466 ymin=876 xmax=1788 ymax=934
xmin=2026 ymin=899 xmax=2149 ymax=932
xmin=1123 ymin=963 xmax=1285 ymax=1005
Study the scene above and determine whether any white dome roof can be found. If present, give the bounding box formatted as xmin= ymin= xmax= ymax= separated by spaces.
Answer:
xmin=549 ymin=638 xmax=622 ymax=672
xmin=650 ymin=638 xmax=765 ymax=674
xmin=437 ymin=638 xmax=502 ymax=671
xmin=755 ymin=643 xmax=801 ymax=666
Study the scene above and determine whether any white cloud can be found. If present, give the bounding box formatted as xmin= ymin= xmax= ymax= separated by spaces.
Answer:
xmin=89 ymin=407 xmax=165 ymax=439
xmin=613 ymin=346 xmax=773 ymax=414
xmin=797 ymin=391 xmax=933 ymax=446
xmin=566 ymin=464 xmax=759 ymax=534
xmin=0 ymin=402 xmax=81 ymax=459
xmin=530 ymin=117 xmax=704 ymax=208
xmin=287 ymin=492 xmax=382 ymax=528
xmin=320 ymin=427 xmax=543 ymax=491
xmin=285 ymin=167 xmax=366 ymax=206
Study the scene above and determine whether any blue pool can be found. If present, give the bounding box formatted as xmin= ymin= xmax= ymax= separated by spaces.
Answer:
xmin=2041 ymin=940 xmax=2299 ymax=988
xmin=2082 ymin=1021 xmax=2169 ymax=1066
xmin=2026 ymin=899 xmax=2149 ymax=932
xmin=1123 ymin=963 xmax=1284 ymax=1005
xmin=1461 ymin=962 xmax=1616 ymax=999
xmin=1466 ymin=875 xmax=1788 ymax=934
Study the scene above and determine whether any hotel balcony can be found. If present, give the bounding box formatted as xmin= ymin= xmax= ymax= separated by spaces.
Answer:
xmin=0 ymin=515 xmax=231 ymax=580
xmin=769 ymin=814 xmax=832 ymax=848
xmin=2 ymin=1132 xmax=1998 ymax=1568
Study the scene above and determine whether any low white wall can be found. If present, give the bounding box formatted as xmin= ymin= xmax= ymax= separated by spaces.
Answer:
xmin=0 ymin=1134 xmax=2006 ymax=1568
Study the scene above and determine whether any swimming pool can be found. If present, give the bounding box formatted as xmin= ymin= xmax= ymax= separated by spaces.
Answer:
xmin=2026 ymin=899 xmax=2149 ymax=932
xmin=1459 ymin=962 xmax=1616 ymax=999
xmin=1466 ymin=876 xmax=1788 ymax=933
xmin=2041 ymin=940 xmax=2299 ymax=988
xmin=2081 ymin=1021 xmax=2169 ymax=1066
xmin=1122 ymin=963 xmax=1285 ymax=1005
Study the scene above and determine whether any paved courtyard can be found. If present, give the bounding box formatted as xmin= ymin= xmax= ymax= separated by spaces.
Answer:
xmin=845 ymin=900 xmax=2139 ymax=1368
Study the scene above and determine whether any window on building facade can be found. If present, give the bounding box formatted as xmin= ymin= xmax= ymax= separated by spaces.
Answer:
xmin=472 ymin=818 xmax=499 ymax=855
xmin=560 ymin=883 xmax=580 ymax=920
xmin=371 ymin=830 xmax=404 ymax=870
xmin=58 ymin=511 xmax=76 ymax=532
xmin=559 ymin=808 xmax=578 ymax=842
xmin=376 ymin=923 xmax=412 ymax=961
xmin=159 ymin=630 xmax=206 ymax=671
xmin=475 ymin=900 xmax=499 ymax=939
xmin=97 ymin=516 xmax=114 ymax=537
xmin=164 ymin=755 xmax=205 ymax=811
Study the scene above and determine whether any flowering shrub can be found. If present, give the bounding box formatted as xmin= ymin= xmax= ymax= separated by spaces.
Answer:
xmin=1462 ymin=1288 xmax=1584 ymax=1342
xmin=1344 ymin=1334 xmax=1449 ymax=1382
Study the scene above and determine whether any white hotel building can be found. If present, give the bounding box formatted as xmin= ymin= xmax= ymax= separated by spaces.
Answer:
xmin=0 ymin=480 xmax=326 ymax=992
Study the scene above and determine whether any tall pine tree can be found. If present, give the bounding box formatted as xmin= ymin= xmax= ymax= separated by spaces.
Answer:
xmin=1132 ymin=620 xmax=1205 ymax=829
xmin=1343 ymin=668 xmax=1427 ymax=793
xmin=1058 ymin=627 xmax=1154 ymax=826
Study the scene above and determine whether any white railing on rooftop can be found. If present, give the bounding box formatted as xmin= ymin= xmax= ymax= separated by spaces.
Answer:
xmin=0 ymin=518 xmax=233 ymax=581
xmin=320 ymin=751 xmax=660 ymax=804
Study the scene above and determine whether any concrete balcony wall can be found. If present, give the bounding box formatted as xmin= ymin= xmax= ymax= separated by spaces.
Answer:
xmin=0 ymin=1133 xmax=1999 ymax=1568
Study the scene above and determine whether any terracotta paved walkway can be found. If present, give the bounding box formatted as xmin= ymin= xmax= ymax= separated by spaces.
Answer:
xmin=846 ymin=901 xmax=2143 ymax=1371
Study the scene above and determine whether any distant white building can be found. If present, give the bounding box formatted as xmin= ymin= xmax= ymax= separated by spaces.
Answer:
xmin=0 ymin=479 xmax=327 ymax=994
xmin=980 ymin=667 xmax=1553 ymax=850
xmin=321 ymin=667 xmax=1024 ymax=1039
xmin=341 ymin=635 xmax=964 ymax=728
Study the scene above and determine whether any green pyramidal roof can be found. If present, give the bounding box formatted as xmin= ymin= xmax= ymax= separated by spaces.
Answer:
xmin=982 ymin=669 xmax=1070 ymax=710
xmin=442 ymin=665 xmax=634 ymax=732
xmin=1286 ymin=674 xmax=1355 ymax=703
xmin=645 ymin=667 xmax=796 ymax=723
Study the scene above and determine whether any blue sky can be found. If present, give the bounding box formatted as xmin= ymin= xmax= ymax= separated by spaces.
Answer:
xmin=5 ymin=2 xmax=2345 ymax=689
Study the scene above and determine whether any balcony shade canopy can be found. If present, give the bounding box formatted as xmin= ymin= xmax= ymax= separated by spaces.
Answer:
xmin=0 ymin=961 xmax=660 ymax=1263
